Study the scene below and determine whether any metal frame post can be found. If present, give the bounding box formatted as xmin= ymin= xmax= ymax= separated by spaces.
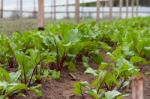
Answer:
xmin=0 ymin=0 xmax=3 ymax=18
xmin=131 ymin=0 xmax=135 ymax=17
xmin=96 ymin=0 xmax=100 ymax=21
xmin=136 ymin=0 xmax=139 ymax=17
xmin=119 ymin=0 xmax=123 ymax=19
xmin=66 ymin=0 xmax=69 ymax=19
xmin=126 ymin=0 xmax=129 ymax=18
xmin=20 ymin=0 xmax=23 ymax=18
xmin=75 ymin=0 xmax=80 ymax=23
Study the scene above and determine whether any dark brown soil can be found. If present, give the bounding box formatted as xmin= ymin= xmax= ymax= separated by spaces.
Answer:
xmin=14 ymin=65 xmax=94 ymax=99
xmin=13 ymin=50 xmax=150 ymax=99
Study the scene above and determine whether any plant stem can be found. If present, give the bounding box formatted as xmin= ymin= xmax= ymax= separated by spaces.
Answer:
xmin=104 ymin=82 xmax=110 ymax=90
xmin=22 ymin=64 xmax=27 ymax=84
xmin=80 ymin=84 xmax=85 ymax=99
xmin=118 ymin=73 xmax=127 ymax=90
xmin=54 ymin=39 xmax=59 ymax=70
xmin=139 ymin=47 xmax=144 ymax=56
xmin=97 ymin=79 xmax=104 ymax=94
xmin=60 ymin=52 xmax=66 ymax=71
xmin=28 ymin=65 xmax=37 ymax=86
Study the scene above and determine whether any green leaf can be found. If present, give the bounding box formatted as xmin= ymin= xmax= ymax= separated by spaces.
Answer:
xmin=51 ymin=70 xmax=60 ymax=80
xmin=73 ymin=81 xmax=88 ymax=96
xmin=105 ymin=90 xmax=121 ymax=99
xmin=91 ymin=53 xmax=103 ymax=64
xmin=0 ymin=96 xmax=5 ymax=99
xmin=29 ymin=85 xmax=42 ymax=96
xmin=0 ymin=67 xmax=11 ymax=81
xmin=6 ymin=83 xmax=27 ymax=96
xmin=99 ymin=42 xmax=111 ymax=51
xmin=92 ymin=71 xmax=107 ymax=87
xmin=74 ymin=82 xmax=82 ymax=96
xmin=85 ymin=67 xmax=97 ymax=76
xmin=99 ymin=62 xmax=109 ymax=70
xmin=130 ymin=56 xmax=144 ymax=63
xmin=66 ymin=62 xmax=76 ymax=72
xmin=88 ymin=89 xmax=99 ymax=99
xmin=9 ymin=71 xmax=21 ymax=82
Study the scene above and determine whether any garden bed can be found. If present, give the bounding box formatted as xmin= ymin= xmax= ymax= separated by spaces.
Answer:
xmin=0 ymin=17 xmax=150 ymax=99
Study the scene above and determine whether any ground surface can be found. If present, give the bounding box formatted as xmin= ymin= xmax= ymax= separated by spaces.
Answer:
xmin=15 ymin=65 xmax=94 ymax=99
xmin=13 ymin=50 xmax=150 ymax=99
xmin=14 ymin=64 xmax=150 ymax=99
xmin=0 ymin=19 xmax=37 ymax=34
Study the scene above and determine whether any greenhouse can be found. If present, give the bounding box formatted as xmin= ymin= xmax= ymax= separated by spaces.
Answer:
xmin=0 ymin=0 xmax=150 ymax=99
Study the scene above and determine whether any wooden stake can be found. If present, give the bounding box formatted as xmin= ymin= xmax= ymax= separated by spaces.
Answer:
xmin=119 ymin=0 xmax=122 ymax=19
xmin=38 ymin=0 xmax=45 ymax=30
xmin=75 ymin=0 xmax=80 ymax=23
xmin=96 ymin=0 xmax=100 ymax=21
xmin=0 ymin=0 xmax=3 ymax=18
xmin=126 ymin=0 xmax=129 ymax=18
xmin=132 ymin=75 xmax=144 ymax=99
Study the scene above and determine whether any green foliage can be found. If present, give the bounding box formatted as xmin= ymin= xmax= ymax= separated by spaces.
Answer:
xmin=74 ymin=81 xmax=88 ymax=97
xmin=104 ymin=90 xmax=121 ymax=99
xmin=0 ymin=82 xmax=27 ymax=98
xmin=0 ymin=67 xmax=42 ymax=98
xmin=130 ymin=56 xmax=144 ymax=64
xmin=0 ymin=67 xmax=11 ymax=81
xmin=0 ymin=17 xmax=150 ymax=98
xmin=77 ymin=53 xmax=139 ymax=98
xmin=42 ymin=69 xmax=60 ymax=80
xmin=51 ymin=70 xmax=61 ymax=80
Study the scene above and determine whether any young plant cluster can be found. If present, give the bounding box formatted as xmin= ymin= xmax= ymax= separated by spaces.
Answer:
xmin=0 ymin=17 xmax=149 ymax=98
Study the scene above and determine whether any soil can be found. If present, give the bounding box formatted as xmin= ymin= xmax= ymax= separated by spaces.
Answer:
xmin=13 ymin=50 xmax=150 ymax=99
xmin=14 ymin=64 xmax=94 ymax=99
